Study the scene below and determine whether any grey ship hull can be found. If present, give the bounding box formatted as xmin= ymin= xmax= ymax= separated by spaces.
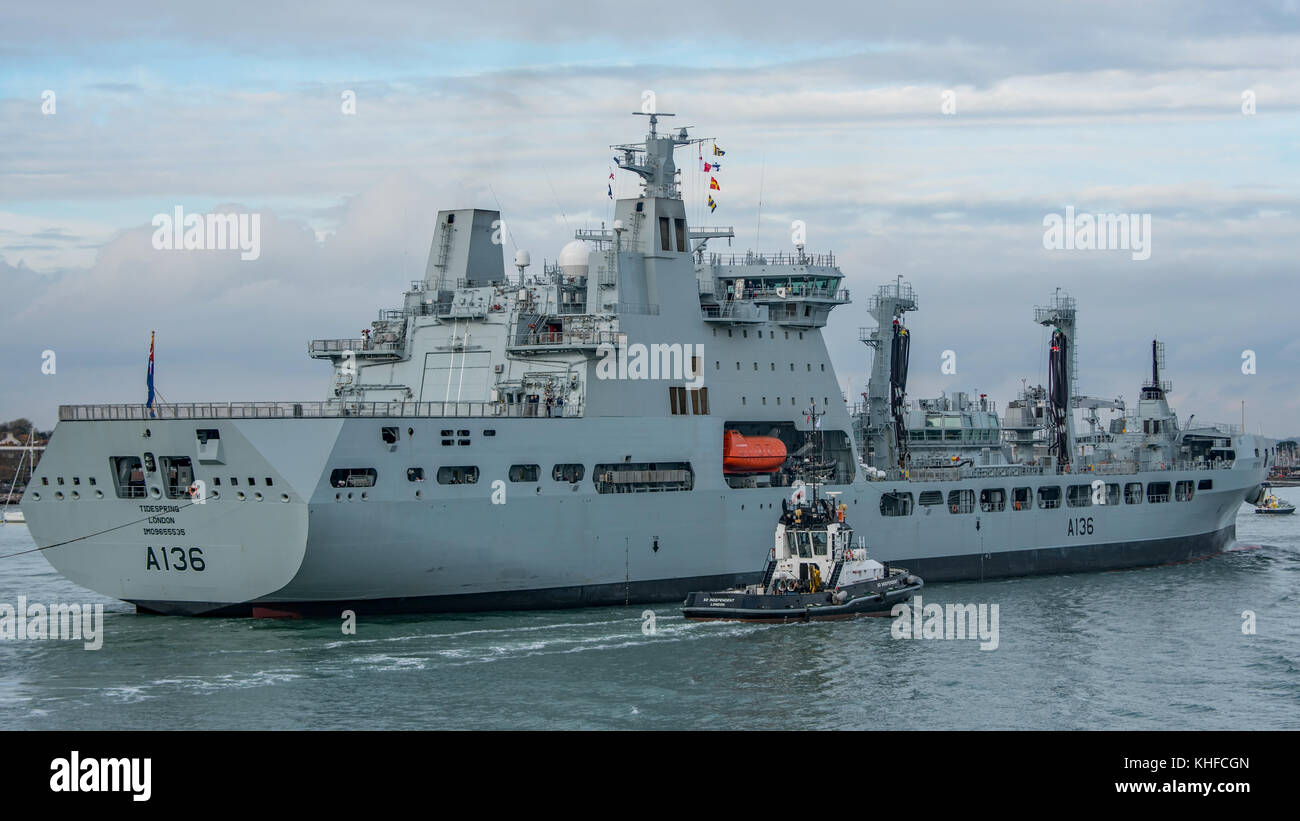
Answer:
xmin=23 ymin=415 xmax=1264 ymax=617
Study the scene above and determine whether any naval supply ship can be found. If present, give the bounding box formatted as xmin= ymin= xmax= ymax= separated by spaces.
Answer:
xmin=21 ymin=113 xmax=1272 ymax=616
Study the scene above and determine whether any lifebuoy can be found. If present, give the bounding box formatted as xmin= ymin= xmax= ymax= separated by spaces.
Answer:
xmin=951 ymin=504 xmax=958 ymax=513
xmin=187 ymin=484 xmax=199 ymax=499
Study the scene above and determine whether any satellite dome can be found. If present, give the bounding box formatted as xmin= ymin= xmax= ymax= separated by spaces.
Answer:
xmin=558 ymin=240 xmax=589 ymax=277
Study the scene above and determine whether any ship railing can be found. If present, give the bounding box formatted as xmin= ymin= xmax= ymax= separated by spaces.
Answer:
xmin=708 ymin=251 xmax=838 ymax=268
xmin=308 ymin=338 xmax=404 ymax=355
xmin=59 ymin=401 xmax=583 ymax=421
xmin=509 ymin=330 xmax=621 ymax=348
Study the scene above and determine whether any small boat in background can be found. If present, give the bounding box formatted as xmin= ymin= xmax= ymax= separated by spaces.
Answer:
xmin=2 ymin=426 xmax=35 ymax=526
xmin=1254 ymin=484 xmax=1295 ymax=515
xmin=2 ymin=508 xmax=24 ymax=524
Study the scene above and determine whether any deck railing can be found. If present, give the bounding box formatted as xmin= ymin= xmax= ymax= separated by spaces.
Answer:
xmin=59 ymin=401 xmax=582 ymax=421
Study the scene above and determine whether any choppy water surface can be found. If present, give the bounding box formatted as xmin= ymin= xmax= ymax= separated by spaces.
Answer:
xmin=1 ymin=505 xmax=1297 ymax=730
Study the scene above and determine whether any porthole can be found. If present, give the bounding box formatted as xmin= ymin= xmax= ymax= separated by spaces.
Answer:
xmin=281 ymin=493 xmax=290 ymax=503
xmin=94 ymin=490 xmax=104 ymax=499
xmin=31 ymin=492 xmax=40 ymax=501
xmin=55 ymin=491 xmax=64 ymax=500
xmin=347 ymin=492 xmax=354 ymax=500
xmin=335 ymin=492 xmax=342 ymax=501
xmin=254 ymin=492 xmax=264 ymax=501
xmin=361 ymin=491 xmax=369 ymax=500
xmin=71 ymin=491 xmax=80 ymax=500
xmin=236 ymin=491 xmax=246 ymax=500
xmin=149 ymin=487 xmax=161 ymax=498
xmin=415 ymin=489 xmax=424 ymax=499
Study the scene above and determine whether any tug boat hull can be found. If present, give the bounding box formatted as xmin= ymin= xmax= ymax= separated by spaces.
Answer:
xmin=682 ymin=573 xmax=922 ymax=623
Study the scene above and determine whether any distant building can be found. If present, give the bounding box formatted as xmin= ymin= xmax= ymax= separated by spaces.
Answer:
xmin=0 ymin=433 xmax=21 ymax=447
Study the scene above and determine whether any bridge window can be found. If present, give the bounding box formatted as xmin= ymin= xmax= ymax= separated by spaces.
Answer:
xmin=979 ymin=488 xmax=1006 ymax=512
xmin=1146 ymin=482 xmax=1170 ymax=503
xmin=509 ymin=464 xmax=539 ymax=482
xmin=1012 ymin=487 xmax=1031 ymax=511
xmin=880 ymin=492 xmax=913 ymax=517
xmin=811 ymin=531 xmax=828 ymax=556
xmin=1125 ymin=482 xmax=1143 ymax=503
xmin=437 ymin=466 xmax=479 ymax=485
xmin=111 ymin=456 xmax=146 ymax=499
xmin=1037 ymin=486 xmax=1061 ymax=509
xmin=331 ymin=468 xmax=377 ymax=488
xmin=1175 ymin=480 xmax=1194 ymax=501
xmin=948 ymin=489 xmax=974 ymax=513
xmin=553 ymin=463 xmax=585 ymax=483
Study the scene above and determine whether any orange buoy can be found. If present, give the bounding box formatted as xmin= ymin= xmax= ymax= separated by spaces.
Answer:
xmin=722 ymin=430 xmax=787 ymax=474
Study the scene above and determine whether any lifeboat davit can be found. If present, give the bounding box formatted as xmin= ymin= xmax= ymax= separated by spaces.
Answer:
xmin=722 ymin=430 xmax=787 ymax=474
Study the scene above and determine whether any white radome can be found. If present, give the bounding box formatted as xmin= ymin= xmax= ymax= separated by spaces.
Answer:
xmin=558 ymin=240 xmax=589 ymax=278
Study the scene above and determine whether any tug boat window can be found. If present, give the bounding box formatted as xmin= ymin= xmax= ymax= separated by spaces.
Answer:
xmin=552 ymin=463 xmax=585 ymax=483
xmin=437 ymin=466 xmax=479 ymax=485
xmin=1124 ymin=482 xmax=1143 ymax=504
xmin=330 ymin=468 xmax=377 ymax=488
xmin=111 ymin=456 xmax=146 ymax=499
xmin=509 ymin=464 xmax=540 ymax=482
xmin=880 ymin=491 xmax=913 ymax=517
xmin=161 ymin=456 xmax=195 ymax=499
xmin=811 ymin=531 xmax=828 ymax=556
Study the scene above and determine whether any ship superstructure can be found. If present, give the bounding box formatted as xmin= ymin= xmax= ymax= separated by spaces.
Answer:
xmin=21 ymin=113 xmax=1270 ymax=615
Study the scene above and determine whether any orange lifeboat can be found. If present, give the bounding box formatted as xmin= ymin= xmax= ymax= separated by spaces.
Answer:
xmin=722 ymin=430 xmax=787 ymax=474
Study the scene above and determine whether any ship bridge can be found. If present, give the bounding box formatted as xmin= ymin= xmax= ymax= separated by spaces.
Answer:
xmin=696 ymin=249 xmax=851 ymax=328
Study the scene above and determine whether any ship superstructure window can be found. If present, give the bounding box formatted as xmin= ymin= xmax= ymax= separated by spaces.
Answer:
xmin=659 ymin=217 xmax=671 ymax=251
xmin=1146 ymin=482 xmax=1170 ymax=503
xmin=880 ymin=492 xmax=913 ymax=517
xmin=689 ymin=387 xmax=710 ymax=414
xmin=1175 ymin=480 xmax=1194 ymax=502
xmin=674 ymin=218 xmax=686 ymax=252
xmin=437 ymin=466 xmax=479 ymax=485
xmin=330 ymin=468 xmax=377 ymax=488
xmin=1125 ymin=482 xmax=1143 ymax=504
xmin=553 ymin=464 xmax=585 ymax=483
xmin=1105 ymin=483 xmax=1120 ymax=506
xmin=1037 ymin=486 xmax=1061 ymax=509
xmin=407 ymin=468 xmax=426 ymax=482
xmin=1198 ymin=479 xmax=1213 ymax=490
xmin=1012 ymin=487 xmax=1030 ymax=511
xmin=509 ymin=464 xmax=540 ymax=482
xmin=669 ymin=386 xmax=687 ymax=415
xmin=162 ymin=456 xmax=195 ymax=499
xmin=979 ymin=488 xmax=1006 ymax=512
xmin=382 ymin=427 xmax=399 ymax=445
xmin=594 ymin=462 xmax=693 ymax=494
xmin=918 ymin=490 xmax=944 ymax=507
xmin=1066 ymin=485 xmax=1092 ymax=508
xmin=948 ymin=489 xmax=974 ymax=514
xmin=111 ymin=456 xmax=146 ymax=499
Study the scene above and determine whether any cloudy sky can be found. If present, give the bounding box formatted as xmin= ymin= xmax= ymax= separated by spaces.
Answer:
xmin=2 ymin=0 xmax=1297 ymax=435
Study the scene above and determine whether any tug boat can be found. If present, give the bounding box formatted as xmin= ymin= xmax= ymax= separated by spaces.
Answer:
xmin=1254 ymin=484 xmax=1295 ymax=515
xmin=682 ymin=486 xmax=922 ymax=623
